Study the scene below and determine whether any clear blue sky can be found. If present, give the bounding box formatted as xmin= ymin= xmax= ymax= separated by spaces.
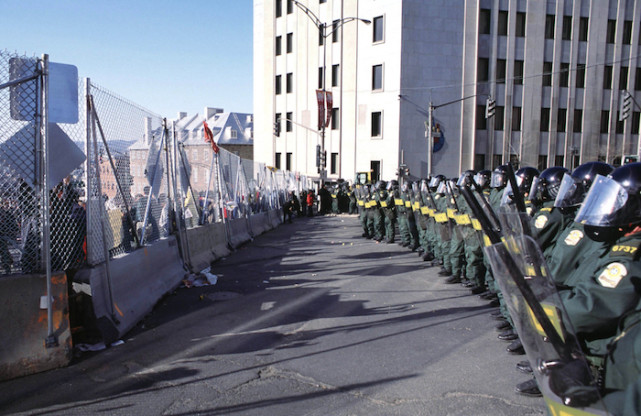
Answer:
xmin=1 ymin=0 xmax=253 ymax=118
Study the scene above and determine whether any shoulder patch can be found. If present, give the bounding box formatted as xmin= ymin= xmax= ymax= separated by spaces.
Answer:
xmin=534 ymin=215 xmax=549 ymax=229
xmin=597 ymin=262 xmax=627 ymax=288
xmin=563 ymin=229 xmax=584 ymax=246
xmin=540 ymin=207 xmax=553 ymax=212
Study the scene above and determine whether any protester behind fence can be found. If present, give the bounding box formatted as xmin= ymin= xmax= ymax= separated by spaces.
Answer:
xmin=0 ymin=195 xmax=18 ymax=274
xmin=19 ymin=181 xmax=40 ymax=274
xmin=283 ymin=192 xmax=294 ymax=223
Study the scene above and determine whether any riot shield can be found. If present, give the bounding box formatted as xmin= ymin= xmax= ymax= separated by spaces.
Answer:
xmin=485 ymin=235 xmax=609 ymax=415
xmin=497 ymin=206 xmax=533 ymax=240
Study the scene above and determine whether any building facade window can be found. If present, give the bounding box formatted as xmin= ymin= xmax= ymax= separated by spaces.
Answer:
xmin=275 ymin=152 xmax=281 ymax=169
xmin=275 ymin=36 xmax=282 ymax=56
xmin=319 ymin=25 xmax=324 ymax=46
xmin=512 ymin=106 xmax=521 ymax=131
xmin=331 ymin=108 xmax=339 ymax=130
xmin=371 ymin=111 xmax=382 ymax=137
xmin=603 ymin=65 xmax=613 ymax=89
xmin=318 ymin=67 xmax=324 ymax=89
xmin=476 ymin=104 xmax=487 ymax=130
xmin=579 ymin=17 xmax=589 ymax=41
xmin=576 ymin=64 xmax=586 ymax=88
xmin=332 ymin=64 xmax=339 ymax=87
xmin=496 ymin=59 xmax=506 ymax=84
xmin=332 ymin=20 xmax=340 ymax=43
xmin=632 ymin=111 xmax=640 ymax=134
xmin=636 ymin=68 xmax=641 ymax=90
xmin=479 ymin=9 xmax=491 ymax=34
xmin=498 ymin=11 xmax=508 ymax=36
xmin=619 ymin=67 xmax=628 ymax=90
xmin=538 ymin=155 xmax=548 ymax=171
xmin=372 ymin=64 xmax=383 ymax=90
xmin=477 ymin=57 xmax=489 ymax=82
xmin=514 ymin=60 xmax=524 ymax=85
xmin=286 ymin=72 xmax=293 ymax=93
xmin=557 ymin=108 xmax=567 ymax=132
xmin=287 ymin=33 xmax=293 ymax=53
xmin=560 ymin=62 xmax=569 ymax=87
xmin=330 ymin=152 xmax=338 ymax=174
xmin=286 ymin=152 xmax=292 ymax=171
xmin=286 ymin=112 xmax=293 ymax=132
xmin=275 ymin=113 xmax=281 ymax=135
xmin=541 ymin=108 xmax=550 ymax=131
xmin=276 ymin=0 xmax=282 ymax=18
xmin=545 ymin=14 xmax=555 ymax=39
xmin=494 ymin=106 xmax=504 ymax=130
xmin=373 ymin=16 xmax=384 ymax=43
xmin=275 ymin=75 xmax=282 ymax=94
xmin=573 ymin=109 xmax=583 ymax=132
xmin=600 ymin=110 xmax=610 ymax=133
xmin=515 ymin=12 xmax=526 ymax=37
xmin=562 ymin=16 xmax=572 ymax=40
xmin=623 ymin=20 xmax=633 ymax=44
xmin=231 ymin=129 xmax=237 ymax=139
xmin=607 ymin=19 xmax=616 ymax=44
xmin=287 ymin=0 xmax=293 ymax=14
xmin=616 ymin=114 xmax=625 ymax=134
xmin=543 ymin=62 xmax=552 ymax=86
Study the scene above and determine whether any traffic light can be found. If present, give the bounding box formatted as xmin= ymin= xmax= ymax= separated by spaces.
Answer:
xmin=316 ymin=145 xmax=321 ymax=167
xmin=320 ymin=150 xmax=327 ymax=167
xmin=273 ymin=121 xmax=281 ymax=137
xmin=620 ymin=90 xmax=632 ymax=121
xmin=485 ymin=97 xmax=496 ymax=119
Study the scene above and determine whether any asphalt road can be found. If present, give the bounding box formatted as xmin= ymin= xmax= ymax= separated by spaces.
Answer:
xmin=0 ymin=214 xmax=547 ymax=416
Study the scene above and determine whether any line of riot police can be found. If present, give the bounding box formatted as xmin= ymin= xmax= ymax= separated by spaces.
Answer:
xmin=354 ymin=161 xmax=641 ymax=415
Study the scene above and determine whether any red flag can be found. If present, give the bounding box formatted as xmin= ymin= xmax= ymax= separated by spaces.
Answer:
xmin=325 ymin=91 xmax=333 ymax=128
xmin=203 ymin=121 xmax=219 ymax=153
xmin=316 ymin=89 xmax=325 ymax=130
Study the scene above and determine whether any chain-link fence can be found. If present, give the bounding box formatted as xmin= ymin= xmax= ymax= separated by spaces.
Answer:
xmin=0 ymin=52 xmax=43 ymax=275
xmin=0 ymin=50 xmax=313 ymax=279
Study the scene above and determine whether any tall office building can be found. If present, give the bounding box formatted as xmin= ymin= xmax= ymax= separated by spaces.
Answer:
xmin=254 ymin=0 xmax=641 ymax=182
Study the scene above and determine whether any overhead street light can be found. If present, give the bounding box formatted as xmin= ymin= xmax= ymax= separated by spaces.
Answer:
xmin=290 ymin=0 xmax=370 ymax=183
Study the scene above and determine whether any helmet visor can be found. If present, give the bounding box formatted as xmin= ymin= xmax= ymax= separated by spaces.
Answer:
xmin=420 ymin=181 xmax=429 ymax=194
xmin=429 ymin=177 xmax=440 ymax=188
xmin=456 ymin=175 xmax=468 ymax=187
xmin=491 ymin=171 xmax=505 ymax=188
xmin=528 ymin=177 xmax=540 ymax=202
xmin=554 ymin=173 xmax=581 ymax=208
xmin=500 ymin=182 xmax=513 ymax=206
xmin=574 ymin=175 xmax=628 ymax=227
xmin=436 ymin=182 xmax=447 ymax=194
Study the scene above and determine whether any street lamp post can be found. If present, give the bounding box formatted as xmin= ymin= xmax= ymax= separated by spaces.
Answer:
xmin=290 ymin=0 xmax=370 ymax=184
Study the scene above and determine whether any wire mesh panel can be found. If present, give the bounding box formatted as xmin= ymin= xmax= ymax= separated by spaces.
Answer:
xmin=85 ymin=82 xmax=166 ymax=265
xmin=0 ymin=51 xmax=43 ymax=275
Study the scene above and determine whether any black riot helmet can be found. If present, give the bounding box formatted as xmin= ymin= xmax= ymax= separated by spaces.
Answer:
xmin=388 ymin=179 xmax=399 ymax=191
xmin=475 ymin=170 xmax=492 ymax=189
xmin=554 ymin=161 xmax=614 ymax=208
xmin=515 ymin=166 xmax=540 ymax=195
xmin=490 ymin=165 xmax=509 ymax=188
xmin=534 ymin=166 xmax=569 ymax=202
xmin=456 ymin=170 xmax=476 ymax=187
xmin=575 ymin=163 xmax=641 ymax=241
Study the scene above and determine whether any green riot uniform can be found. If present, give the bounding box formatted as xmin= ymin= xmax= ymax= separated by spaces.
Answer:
xmin=394 ymin=189 xmax=410 ymax=246
xmin=331 ymin=187 xmax=339 ymax=214
xmin=560 ymin=232 xmax=641 ymax=356
xmin=547 ymin=220 xmax=606 ymax=287
xmin=458 ymin=194 xmax=485 ymax=286
xmin=372 ymin=188 xmax=385 ymax=241
xmin=435 ymin=194 xmax=451 ymax=273
xmin=447 ymin=193 xmax=466 ymax=281
xmin=531 ymin=200 xmax=570 ymax=256
xmin=601 ymin=311 xmax=641 ymax=416
xmin=357 ymin=187 xmax=370 ymax=238
xmin=402 ymin=188 xmax=419 ymax=250
xmin=380 ymin=188 xmax=396 ymax=243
